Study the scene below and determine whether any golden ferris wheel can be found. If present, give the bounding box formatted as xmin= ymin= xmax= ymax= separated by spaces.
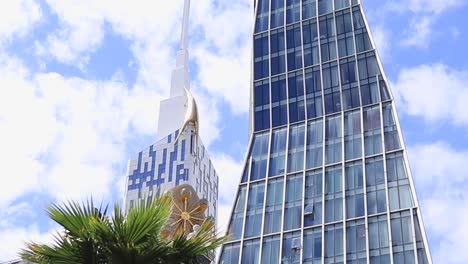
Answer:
xmin=161 ymin=184 xmax=213 ymax=238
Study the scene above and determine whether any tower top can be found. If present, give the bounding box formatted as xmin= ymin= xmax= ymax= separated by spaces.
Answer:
xmin=180 ymin=0 xmax=191 ymax=51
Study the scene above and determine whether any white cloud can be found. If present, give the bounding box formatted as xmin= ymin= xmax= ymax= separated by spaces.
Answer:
xmin=405 ymin=0 xmax=465 ymax=14
xmin=408 ymin=143 xmax=468 ymax=264
xmin=401 ymin=16 xmax=433 ymax=48
xmin=0 ymin=225 xmax=54 ymax=262
xmin=191 ymin=0 xmax=252 ymax=114
xmin=370 ymin=25 xmax=391 ymax=61
xmin=39 ymin=0 xmax=253 ymax=114
xmin=211 ymin=153 xmax=244 ymax=232
xmin=392 ymin=64 xmax=468 ymax=126
xmin=369 ymin=0 xmax=466 ymax=48
xmin=0 ymin=55 xmax=164 ymax=206
xmin=0 ymin=0 xmax=42 ymax=44
xmin=0 ymin=0 xmax=255 ymax=258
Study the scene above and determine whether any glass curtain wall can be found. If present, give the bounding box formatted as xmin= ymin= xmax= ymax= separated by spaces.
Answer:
xmin=220 ymin=0 xmax=432 ymax=263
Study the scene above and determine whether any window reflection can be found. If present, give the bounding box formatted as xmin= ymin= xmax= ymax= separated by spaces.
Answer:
xmin=245 ymin=182 xmax=265 ymax=238
xmin=305 ymin=67 xmax=323 ymax=119
xmin=242 ymin=239 xmax=261 ymax=264
xmin=305 ymin=170 xmax=323 ymax=226
xmin=363 ymin=106 xmax=382 ymax=156
xmin=264 ymin=178 xmax=284 ymax=234
xmin=284 ymin=174 xmax=303 ymax=230
xmin=347 ymin=219 xmax=367 ymax=262
xmin=271 ymin=75 xmax=288 ymax=127
xmin=220 ymin=243 xmax=240 ymax=264
xmin=391 ymin=211 xmax=416 ymax=264
xmin=271 ymin=0 xmax=285 ymax=28
xmin=269 ymin=128 xmax=287 ymax=177
xmin=250 ymin=132 xmax=270 ymax=180
xmin=325 ymin=166 xmax=343 ymax=223
xmin=383 ymin=103 xmax=401 ymax=151
xmin=344 ymin=110 xmax=362 ymax=160
xmin=303 ymin=227 xmax=322 ymax=263
xmin=255 ymin=0 xmax=269 ymax=33
xmin=345 ymin=161 xmax=364 ymax=218
xmin=366 ymin=156 xmax=386 ymax=215
xmin=325 ymin=223 xmax=344 ymax=263
xmin=227 ymin=186 xmax=246 ymax=240
xmin=288 ymin=124 xmax=305 ymax=173
xmin=306 ymin=119 xmax=323 ymax=169
xmin=387 ymin=152 xmax=413 ymax=211
xmin=262 ymin=235 xmax=281 ymax=263
xmin=368 ymin=215 xmax=390 ymax=263
xmin=325 ymin=115 xmax=342 ymax=164
xmin=288 ymin=71 xmax=306 ymax=123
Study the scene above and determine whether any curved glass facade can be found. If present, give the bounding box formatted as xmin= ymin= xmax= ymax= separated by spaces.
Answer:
xmin=220 ymin=0 xmax=432 ymax=263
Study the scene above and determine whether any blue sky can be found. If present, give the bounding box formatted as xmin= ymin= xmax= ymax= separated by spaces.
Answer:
xmin=0 ymin=0 xmax=467 ymax=262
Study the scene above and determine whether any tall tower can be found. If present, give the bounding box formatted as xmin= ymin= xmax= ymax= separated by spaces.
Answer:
xmin=220 ymin=0 xmax=432 ymax=263
xmin=124 ymin=0 xmax=218 ymax=229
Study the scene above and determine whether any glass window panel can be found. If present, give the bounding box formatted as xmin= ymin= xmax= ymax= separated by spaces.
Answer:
xmin=255 ymin=0 xmax=270 ymax=33
xmin=318 ymin=0 xmax=333 ymax=15
xmin=220 ymin=243 xmax=240 ymax=264
xmin=270 ymin=128 xmax=287 ymax=176
xmin=305 ymin=170 xmax=323 ymax=226
xmin=286 ymin=0 xmax=301 ymax=24
xmin=345 ymin=161 xmax=364 ymax=219
xmin=262 ymin=235 xmax=281 ymax=264
xmin=245 ymin=182 xmax=265 ymax=238
xmin=303 ymin=20 xmax=318 ymax=45
xmin=304 ymin=228 xmax=322 ymax=263
xmin=282 ymin=232 xmax=301 ymax=263
xmin=306 ymin=119 xmax=323 ymax=169
xmin=383 ymin=104 xmax=401 ymax=151
xmin=391 ymin=212 xmax=416 ymax=264
xmin=251 ymin=133 xmax=269 ymax=180
xmin=341 ymin=60 xmax=357 ymax=84
xmin=325 ymin=115 xmax=342 ymax=164
xmin=325 ymin=166 xmax=343 ymax=222
xmin=319 ymin=15 xmax=335 ymax=38
xmin=271 ymin=0 xmax=285 ymax=28
xmin=254 ymin=34 xmax=269 ymax=59
xmin=228 ymin=187 xmax=247 ymax=240
xmin=284 ymin=174 xmax=303 ymax=230
xmin=242 ymin=239 xmax=260 ymax=264
xmin=355 ymin=31 xmax=372 ymax=53
xmin=271 ymin=76 xmax=287 ymax=102
xmin=336 ymin=12 xmax=352 ymax=35
xmin=344 ymin=110 xmax=362 ymax=160
xmin=271 ymin=29 xmax=286 ymax=76
xmin=288 ymin=72 xmax=305 ymax=123
xmin=353 ymin=10 xmax=365 ymax=30
xmin=264 ymin=179 xmax=284 ymax=234
xmin=288 ymin=124 xmax=305 ymax=173
xmin=335 ymin=0 xmax=350 ymax=9
xmin=303 ymin=0 xmax=317 ymax=20
xmin=366 ymin=157 xmax=384 ymax=186
xmin=325 ymin=224 xmax=344 ymax=263
xmin=347 ymin=219 xmax=367 ymax=263
xmin=369 ymin=215 xmax=390 ymax=263
xmin=305 ymin=67 xmax=322 ymax=93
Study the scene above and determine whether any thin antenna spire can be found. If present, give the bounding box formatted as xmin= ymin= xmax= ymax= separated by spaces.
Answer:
xmin=180 ymin=0 xmax=191 ymax=50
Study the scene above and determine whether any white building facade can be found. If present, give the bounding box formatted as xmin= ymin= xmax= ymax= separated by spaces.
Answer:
xmin=124 ymin=0 xmax=218 ymax=221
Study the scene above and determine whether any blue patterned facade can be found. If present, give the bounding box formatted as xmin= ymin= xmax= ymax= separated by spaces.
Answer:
xmin=125 ymin=125 xmax=219 ymax=220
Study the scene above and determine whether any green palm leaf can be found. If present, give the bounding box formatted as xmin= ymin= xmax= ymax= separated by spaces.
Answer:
xmin=21 ymin=196 xmax=226 ymax=264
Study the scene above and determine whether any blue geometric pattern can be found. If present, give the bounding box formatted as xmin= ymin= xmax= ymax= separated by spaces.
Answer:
xmin=127 ymin=131 xmax=188 ymax=191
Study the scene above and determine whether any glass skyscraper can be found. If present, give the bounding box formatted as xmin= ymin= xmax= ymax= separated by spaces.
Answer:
xmin=220 ymin=0 xmax=432 ymax=263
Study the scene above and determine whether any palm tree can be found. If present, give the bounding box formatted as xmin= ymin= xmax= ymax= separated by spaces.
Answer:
xmin=21 ymin=195 xmax=226 ymax=264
